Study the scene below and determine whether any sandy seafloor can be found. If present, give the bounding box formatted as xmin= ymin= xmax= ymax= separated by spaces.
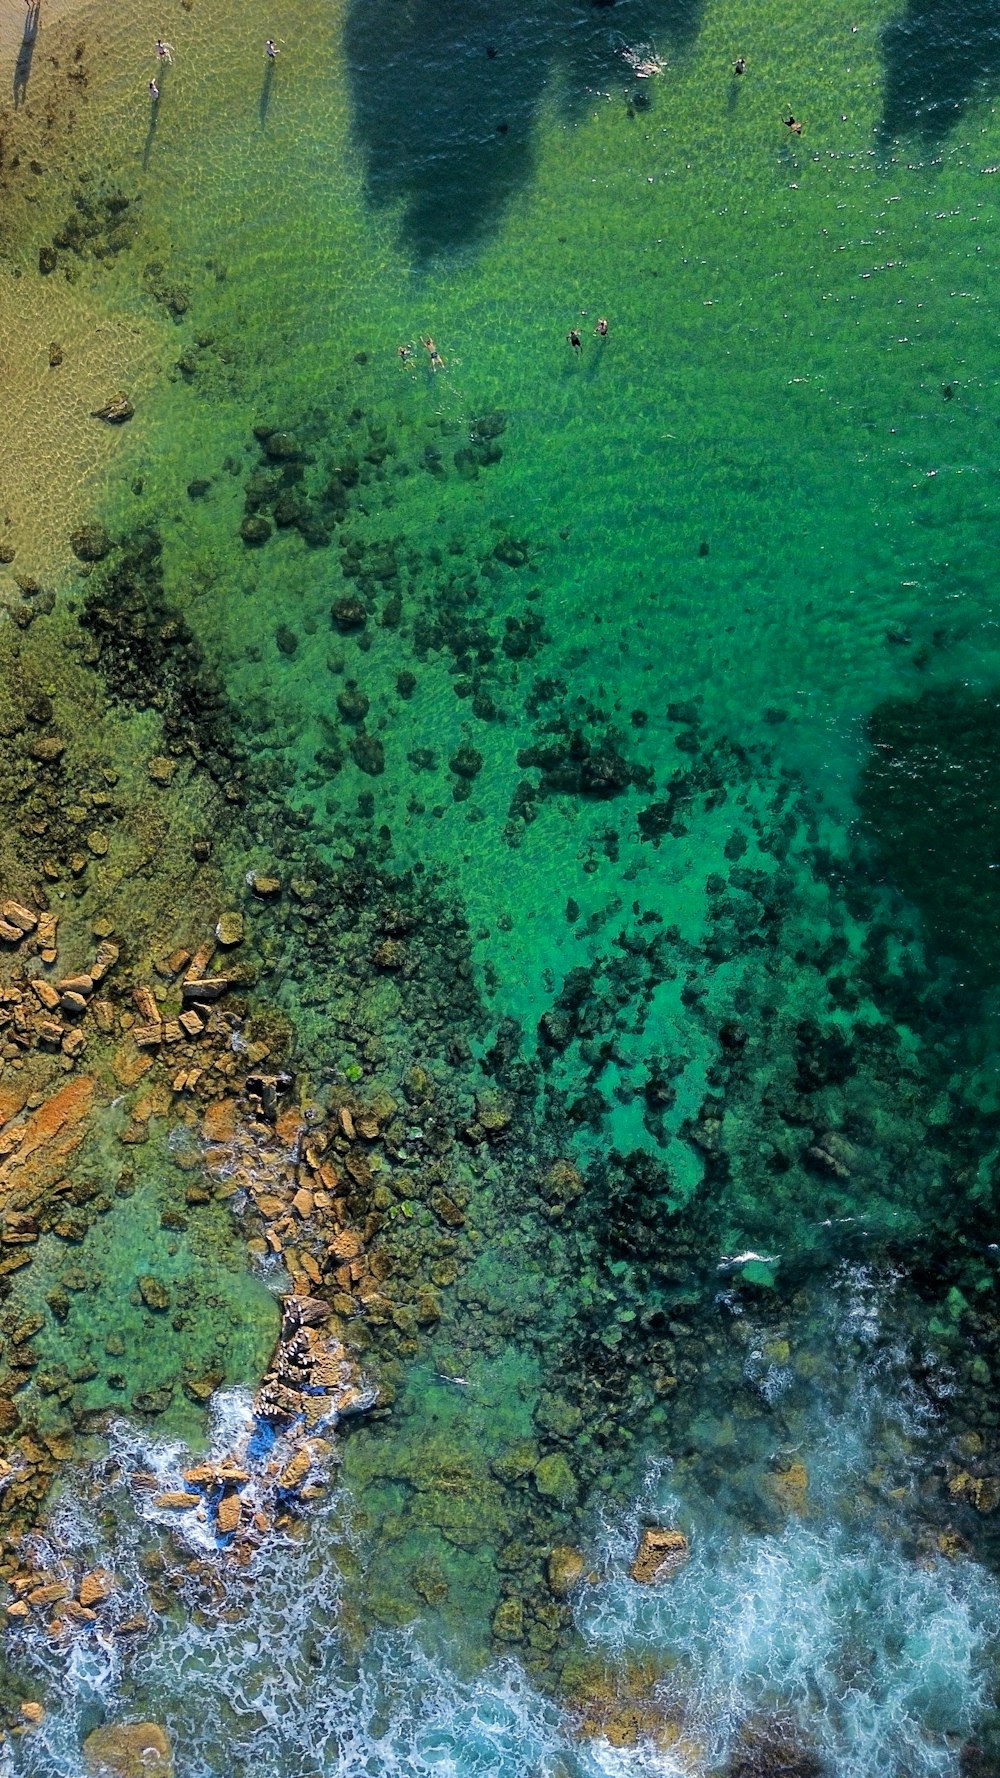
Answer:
xmin=3 ymin=0 xmax=1000 ymax=1770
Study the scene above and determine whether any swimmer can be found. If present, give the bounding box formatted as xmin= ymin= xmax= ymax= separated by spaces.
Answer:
xmin=397 ymin=344 xmax=414 ymax=363
xmin=149 ymin=78 xmax=159 ymax=99
xmin=266 ymin=38 xmax=278 ymax=58
xmin=733 ymin=55 xmax=746 ymax=74
xmin=784 ymin=114 xmax=803 ymax=134
xmin=595 ymin=317 xmax=609 ymax=337
xmin=422 ymin=336 xmax=445 ymax=370
xmin=567 ymin=328 xmax=582 ymax=352
xmin=155 ymin=38 xmax=174 ymax=62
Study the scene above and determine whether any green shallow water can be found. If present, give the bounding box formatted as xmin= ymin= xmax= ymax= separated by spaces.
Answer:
xmin=5 ymin=0 xmax=1000 ymax=1766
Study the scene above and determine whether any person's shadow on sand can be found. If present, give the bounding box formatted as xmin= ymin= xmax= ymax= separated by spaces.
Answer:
xmin=14 ymin=0 xmax=40 ymax=109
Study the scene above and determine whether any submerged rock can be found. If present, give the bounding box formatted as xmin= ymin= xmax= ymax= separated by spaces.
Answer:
xmin=70 ymin=524 xmax=113 ymax=563
xmin=240 ymin=515 xmax=272 ymax=546
xmin=138 ymin=1275 xmax=170 ymax=1311
xmin=351 ymin=733 xmax=385 ymax=776
xmin=331 ymin=596 xmax=368 ymax=632
xmin=766 ymin=1458 xmax=809 ymax=1516
xmin=492 ymin=1597 xmax=524 ymax=1640
xmin=534 ymin=1451 xmax=578 ymax=1504
xmin=83 ymin=1723 xmax=174 ymax=1778
xmin=90 ymin=394 xmax=134 ymax=424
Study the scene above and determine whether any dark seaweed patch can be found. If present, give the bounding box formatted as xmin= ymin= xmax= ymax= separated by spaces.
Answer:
xmin=859 ymin=685 xmax=1000 ymax=988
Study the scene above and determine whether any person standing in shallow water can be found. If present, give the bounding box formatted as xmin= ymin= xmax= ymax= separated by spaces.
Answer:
xmin=733 ymin=56 xmax=746 ymax=74
xmin=155 ymin=38 xmax=174 ymax=63
xmin=149 ymin=78 xmax=159 ymax=100
xmin=567 ymin=328 xmax=582 ymax=353
xmin=266 ymin=38 xmax=278 ymax=58
xmin=595 ymin=317 xmax=608 ymax=337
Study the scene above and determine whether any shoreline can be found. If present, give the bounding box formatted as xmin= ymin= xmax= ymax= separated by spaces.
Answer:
xmin=0 ymin=0 xmax=173 ymax=584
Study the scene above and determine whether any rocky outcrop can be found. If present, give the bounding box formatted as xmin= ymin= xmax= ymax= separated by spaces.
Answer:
xmin=629 ymin=1527 xmax=689 ymax=1584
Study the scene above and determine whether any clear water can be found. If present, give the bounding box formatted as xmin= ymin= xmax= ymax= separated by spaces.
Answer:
xmin=3 ymin=0 xmax=1000 ymax=1767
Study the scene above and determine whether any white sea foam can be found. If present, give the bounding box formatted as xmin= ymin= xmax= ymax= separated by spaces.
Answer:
xmin=3 ymin=1272 xmax=998 ymax=1778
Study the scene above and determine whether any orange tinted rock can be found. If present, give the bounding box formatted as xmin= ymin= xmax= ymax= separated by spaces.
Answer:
xmin=629 ymin=1528 xmax=689 ymax=1584
xmin=27 ymin=1580 xmax=69 ymax=1605
xmin=0 ymin=1077 xmax=95 ymax=1203
xmin=0 ymin=1084 xmax=30 ymax=1128
xmin=217 ymin=1492 xmax=242 ymax=1535
xmin=79 ymin=1567 xmax=115 ymax=1608
xmin=2 ymin=901 xmax=38 ymax=934
xmin=202 ymin=1097 xmax=237 ymax=1143
xmin=279 ymin=1448 xmax=312 ymax=1490
xmin=255 ymin=1193 xmax=285 ymax=1219
xmin=329 ymin=1228 xmax=363 ymax=1261
xmin=112 ymin=1045 xmax=154 ymax=1088
xmin=276 ymin=1106 xmax=307 ymax=1145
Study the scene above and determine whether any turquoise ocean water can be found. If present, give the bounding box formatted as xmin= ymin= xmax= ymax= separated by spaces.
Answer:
xmin=6 ymin=0 xmax=1000 ymax=1768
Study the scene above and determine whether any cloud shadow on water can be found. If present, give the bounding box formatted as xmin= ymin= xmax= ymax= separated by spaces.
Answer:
xmin=342 ymin=0 xmax=703 ymax=264
xmin=880 ymin=0 xmax=1000 ymax=142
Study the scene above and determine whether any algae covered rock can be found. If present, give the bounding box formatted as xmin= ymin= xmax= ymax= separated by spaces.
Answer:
xmin=492 ymin=1596 xmax=524 ymax=1640
xmin=331 ymin=595 xmax=368 ymax=632
xmin=215 ymin=911 xmax=245 ymax=948
xmin=539 ymin=1158 xmax=585 ymax=1215
xmin=83 ymin=1723 xmax=174 ymax=1778
xmin=547 ymin=1544 xmax=585 ymax=1596
xmin=534 ymin=1451 xmax=578 ymax=1504
xmin=70 ymin=524 xmax=113 ymax=563
xmin=240 ymin=515 xmax=272 ymax=546
xmin=138 ymin=1275 xmax=170 ymax=1312
xmin=765 ymin=1457 xmax=809 ymax=1516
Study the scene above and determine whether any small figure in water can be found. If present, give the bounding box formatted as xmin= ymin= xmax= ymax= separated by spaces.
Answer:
xmin=784 ymin=113 xmax=803 ymax=134
xmin=155 ymin=38 xmax=174 ymax=62
xmin=397 ymin=344 xmax=414 ymax=364
xmin=733 ymin=55 xmax=746 ymax=74
xmin=567 ymin=328 xmax=582 ymax=353
xmin=422 ymin=336 xmax=445 ymax=371
xmin=595 ymin=317 xmax=609 ymax=337
xmin=149 ymin=78 xmax=160 ymax=99
xmin=266 ymin=38 xmax=278 ymax=58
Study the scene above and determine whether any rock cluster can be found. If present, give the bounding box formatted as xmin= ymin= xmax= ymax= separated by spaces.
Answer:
xmin=0 ymin=897 xmax=118 ymax=1072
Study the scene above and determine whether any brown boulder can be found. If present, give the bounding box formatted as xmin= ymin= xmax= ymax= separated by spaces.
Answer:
xmin=79 ymin=1568 xmax=115 ymax=1608
xmin=216 ymin=1491 xmax=242 ymax=1535
xmin=629 ymin=1527 xmax=689 ymax=1584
